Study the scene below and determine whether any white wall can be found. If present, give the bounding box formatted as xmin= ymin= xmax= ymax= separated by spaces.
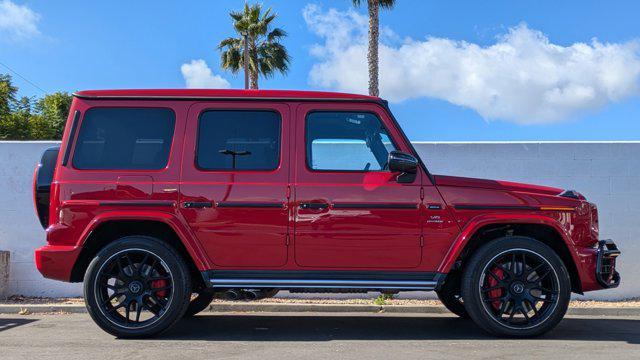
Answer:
xmin=0 ymin=141 xmax=637 ymax=299
xmin=415 ymin=141 xmax=638 ymax=300
xmin=0 ymin=141 xmax=82 ymax=297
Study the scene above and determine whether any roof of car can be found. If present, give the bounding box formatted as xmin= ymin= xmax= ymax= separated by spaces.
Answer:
xmin=74 ymin=89 xmax=380 ymax=101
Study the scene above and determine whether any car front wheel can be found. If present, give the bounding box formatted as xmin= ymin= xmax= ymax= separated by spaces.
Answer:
xmin=461 ymin=236 xmax=571 ymax=337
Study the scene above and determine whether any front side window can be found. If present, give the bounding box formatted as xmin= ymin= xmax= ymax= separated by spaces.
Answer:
xmin=306 ymin=112 xmax=397 ymax=171
xmin=73 ymin=108 xmax=175 ymax=170
xmin=196 ymin=110 xmax=281 ymax=171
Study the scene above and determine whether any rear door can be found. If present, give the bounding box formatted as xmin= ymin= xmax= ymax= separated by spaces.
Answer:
xmin=293 ymin=103 xmax=423 ymax=269
xmin=179 ymin=102 xmax=291 ymax=267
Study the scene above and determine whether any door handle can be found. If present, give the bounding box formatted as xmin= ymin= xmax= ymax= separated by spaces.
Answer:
xmin=182 ymin=201 xmax=213 ymax=209
xmin=299 ymin=202 xmax=329 ymax=210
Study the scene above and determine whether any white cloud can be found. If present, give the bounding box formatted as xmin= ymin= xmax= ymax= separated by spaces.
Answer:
xmin=180 ymin=59 xmax=230 ymax=89
xmin=0 ymin=0 xmax=40 ymax=40
xmin=303 ymin=4 xmax=640 ymax=124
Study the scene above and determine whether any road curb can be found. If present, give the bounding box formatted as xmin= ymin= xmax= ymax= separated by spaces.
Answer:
xmin=566 ymin=307 xmax=640 ymax=317
xmin=2 ymin=302 xmax=640 ymax=316
xmin=0 ymin=304 xmax=87 ymax=314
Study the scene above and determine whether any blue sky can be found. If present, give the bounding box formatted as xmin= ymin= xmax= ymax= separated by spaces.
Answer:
xmin=1 ymin=0 xmax=639 ymax=141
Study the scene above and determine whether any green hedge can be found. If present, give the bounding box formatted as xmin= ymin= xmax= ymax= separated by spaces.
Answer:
xmin=0 ymin=74 xmax=72 ymax=140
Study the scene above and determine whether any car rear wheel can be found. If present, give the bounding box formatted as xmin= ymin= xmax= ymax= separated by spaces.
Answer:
xmin=461 ymin=236 xmax=571 ymax=337
xmin=436 ymin=272 xmax=469 ymax=318
xmin=84 ymin=236 xmax=191 ymax=338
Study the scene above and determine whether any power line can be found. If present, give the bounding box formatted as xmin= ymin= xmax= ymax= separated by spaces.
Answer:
xmin=0 ymin=60 xmax=47 ymax=94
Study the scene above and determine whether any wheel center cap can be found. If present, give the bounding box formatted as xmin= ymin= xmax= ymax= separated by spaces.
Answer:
xmin=129 ymin=281 xmax=143 ymax=294
xmin=511 ymin=282 xmax=525 ymax=294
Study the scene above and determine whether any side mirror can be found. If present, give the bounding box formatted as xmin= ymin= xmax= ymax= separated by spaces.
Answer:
xmin=388 ymin=151 xmax=418 ymax=183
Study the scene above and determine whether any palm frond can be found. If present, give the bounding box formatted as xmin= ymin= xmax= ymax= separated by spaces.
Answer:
xmin=267 ymin=28 xmax=287 ymax=42
xmin=257 ymin=42 xmax=290 ymax=77
xmin=262 ymin=13 xmax=276 ymax=27
xmin=352 ymin=0 xmax=396 ymax=9
xmin=248 ymin=3 xmax=261 ymax=23
xmin=229 ymin=11 xmax=244 ymax=22
xmin=379 ymin=0 xmax=396 ymax=9
xmin=262 ymin=7 xmax=272 ymax=21
xmin=218 ymin=37 xmax=242 ymax=50
xmin=220 ymin=47 xmax=243 ymax=73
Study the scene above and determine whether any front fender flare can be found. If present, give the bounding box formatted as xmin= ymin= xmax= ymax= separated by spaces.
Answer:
xmin=437 ymin=213 xmax=580 ymax=274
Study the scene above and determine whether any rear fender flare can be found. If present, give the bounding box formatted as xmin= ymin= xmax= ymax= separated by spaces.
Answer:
xmin=76 ymin=210 xmax=210 ymax=270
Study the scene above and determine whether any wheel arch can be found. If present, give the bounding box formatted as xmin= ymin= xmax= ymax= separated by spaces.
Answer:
xmin=439 ymin=216 xmax=583 ymax=294
xmin=70 ymin=213 xmax=209 ymax=291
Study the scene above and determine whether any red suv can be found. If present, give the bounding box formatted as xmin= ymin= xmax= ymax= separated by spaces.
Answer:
xmin=33 ymin=89 xmax=620 ymax=338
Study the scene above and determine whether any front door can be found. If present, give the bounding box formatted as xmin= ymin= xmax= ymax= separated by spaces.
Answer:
xmin=179 ymin=102 xmax=291 ymax=267
xmin=293 ymin=103 xmax=423 ymax=268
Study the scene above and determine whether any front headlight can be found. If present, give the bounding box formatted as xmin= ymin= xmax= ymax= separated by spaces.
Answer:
xmin=589 ymin=202 xmax=599 ymax=238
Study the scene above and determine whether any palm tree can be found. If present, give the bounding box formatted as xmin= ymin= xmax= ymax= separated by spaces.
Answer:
xmin=352 ymin=0 xmax=395 ymax=97
xmin=218 ymin=3 xmax=290 ymax=89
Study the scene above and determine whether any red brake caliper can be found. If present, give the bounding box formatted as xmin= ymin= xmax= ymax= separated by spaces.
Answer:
xmin=487 ymin=266 xmax=504 ymax=310
xmin=151 ymin=279 xmax=168 ymax=298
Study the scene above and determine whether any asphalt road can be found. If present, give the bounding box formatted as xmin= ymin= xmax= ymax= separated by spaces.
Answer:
xmin=1 ymin=312 xmax=639 ymax=359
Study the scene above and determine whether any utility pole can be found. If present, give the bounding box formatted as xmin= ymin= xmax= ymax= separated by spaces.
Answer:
xmin=243 ymin=33 xmax=249 ymax=90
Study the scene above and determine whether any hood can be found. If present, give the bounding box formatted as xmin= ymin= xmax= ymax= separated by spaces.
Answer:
xmin=433 ymin=175 xmax=563 ymax=196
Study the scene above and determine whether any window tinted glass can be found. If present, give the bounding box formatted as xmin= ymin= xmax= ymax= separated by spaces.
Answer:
xmin=306 ymin=112 xmax=397 ymax=171
xmin=197 ymin=110 xmax=281 ymax=170
xmin=73 ymin=108 xmax=175 ymax=170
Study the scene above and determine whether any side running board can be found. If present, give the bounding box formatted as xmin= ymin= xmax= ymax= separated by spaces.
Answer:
xmin=205 ymin=270 xmax=443 ymax=291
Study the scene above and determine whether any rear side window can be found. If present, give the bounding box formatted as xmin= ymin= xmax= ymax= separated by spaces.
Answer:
xmin=72 ymin=108 xmax=175 ymax=170
xmin=196 ymin=110 xmax=281 ymax=171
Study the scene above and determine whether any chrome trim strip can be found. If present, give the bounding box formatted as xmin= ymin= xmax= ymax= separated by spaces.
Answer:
xmin=211 ymin=284 xmax=436 ymax=290
xmin=212 ymin=279 xmax=435 ymax=285
xmin=216 ymin=202 xmax=284 ymax=208
xmin=453 ymin=204 xmax=538 ymax=211
xmin=209 ymin=278 xmax=438 ymax=289
xmin=332 ymin=203 xmax=418 ymax=210
xmin=98 ymin=201 xmax=175 ymax=207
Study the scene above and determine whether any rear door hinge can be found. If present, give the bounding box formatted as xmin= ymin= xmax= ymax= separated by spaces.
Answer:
xmin=286 ymin=185 xmax=291 ymax=199
xmin=420 ymin=235 xmax=424 ymax=247
xmin=420 ymin=187 xmax=425 ymax=200
xmin=286 ymin=234 xmax=290 ymax=246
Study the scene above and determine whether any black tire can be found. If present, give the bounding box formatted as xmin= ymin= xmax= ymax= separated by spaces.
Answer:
xmin=461 ymin=236 xmax=571 ymax=337
xmin=436 ymin=272 xmax=469 ymax=318
xmin=184 ymin=291 xmax=215 ymax=317
xmin=261 ymin=289 xmax=280 ymax=299
xmin=84 ymin=236 xmax=192 ymax=338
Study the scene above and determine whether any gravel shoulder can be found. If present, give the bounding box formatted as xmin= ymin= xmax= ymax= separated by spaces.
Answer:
xmin=2 ymin=295 xmax=639 ymax=308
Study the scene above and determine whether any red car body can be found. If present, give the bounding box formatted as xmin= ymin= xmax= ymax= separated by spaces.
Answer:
xmin=34 ymin=89 xmax=618 ymax=295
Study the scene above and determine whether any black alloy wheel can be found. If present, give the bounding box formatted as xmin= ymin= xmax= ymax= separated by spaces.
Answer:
xmin=479 ymin=249 xmax=559 ymax=328
xmin=84 ymin=236 xmax=191 ymax=338
xmin=95 ymin=248 xmax=173 ymax=326
xmin=462 ymin=236 xmax=571 ymax=337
